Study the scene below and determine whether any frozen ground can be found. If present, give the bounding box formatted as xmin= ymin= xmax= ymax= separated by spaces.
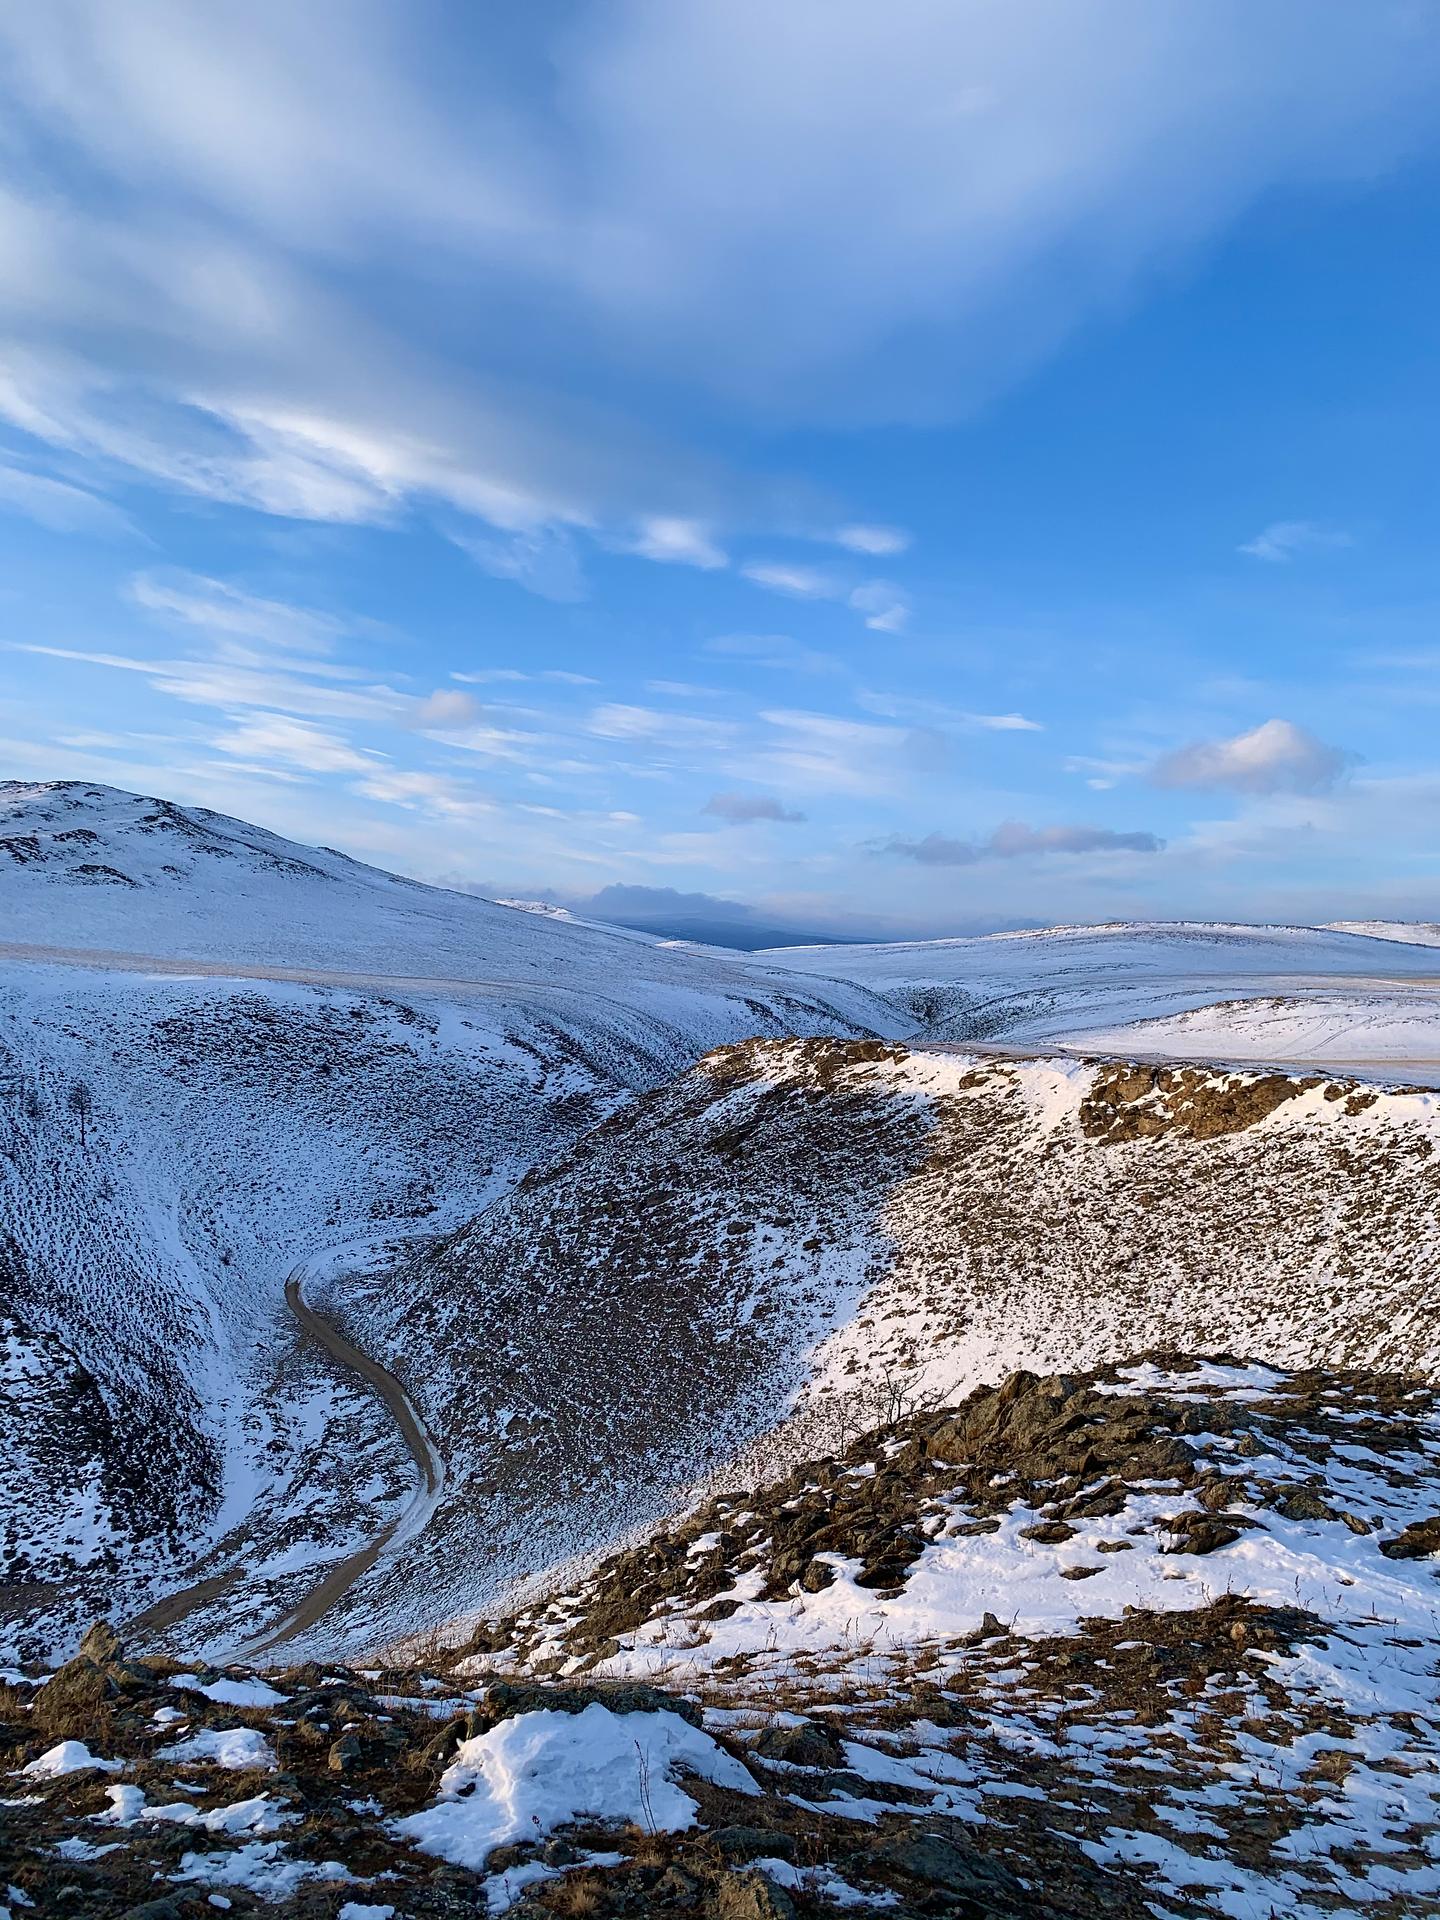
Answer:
xmin=340 ymin=1037 xmax=1440 ymax=1663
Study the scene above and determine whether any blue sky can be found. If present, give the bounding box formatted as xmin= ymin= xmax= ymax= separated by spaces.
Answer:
xmin=3 ymin=1 xmax=1440 ymax=939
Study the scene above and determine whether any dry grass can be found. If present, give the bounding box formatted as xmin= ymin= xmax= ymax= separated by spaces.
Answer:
xmin=539 ymin=1873 xmax=609 ymax=1915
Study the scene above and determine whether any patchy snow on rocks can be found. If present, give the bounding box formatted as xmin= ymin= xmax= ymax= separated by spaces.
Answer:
xmin=458 ymin=1361 xmax=1440 ymax=1919
xmin=394 ymin=1702 xmax=757 ymax=1868
xmin=19 ymin=1740 xmax=122 ymax=1778
xmin=157 ymin=1726 xmax=276 ymax=1771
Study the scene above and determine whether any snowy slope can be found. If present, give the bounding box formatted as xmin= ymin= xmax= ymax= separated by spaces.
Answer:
xmin=8 ymin=784 xmax=1440 ymax=1672
xmin=1061 ymin=991 xmax=1440 ymax=1070
xmin=325 ymin=1038 xmax=1440 ymax=1657
xmin=0 ymin=781 xmax=895 ymax=1040
xmin=0 ymin=783 xmax=905 ymax=1664
xmin=761 ymin=919 xmax=1440 ymax=1071
xmin=1326 ymin=917 xmax=1440 ymax=945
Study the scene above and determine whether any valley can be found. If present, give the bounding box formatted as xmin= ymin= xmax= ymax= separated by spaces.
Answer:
xmin=4 ymin=783 xmax=1440 ymax=1919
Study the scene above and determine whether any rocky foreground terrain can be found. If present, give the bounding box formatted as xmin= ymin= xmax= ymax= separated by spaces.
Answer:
xmin=5 ymin=1359 xmax=1439 ymax=1918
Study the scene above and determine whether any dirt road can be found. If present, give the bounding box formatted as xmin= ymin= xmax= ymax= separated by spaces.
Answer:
xmin=245 ymin=1267 xmax=443 ymax=1653
xmin=127 ymin=1257 xmax=444 ymax=1653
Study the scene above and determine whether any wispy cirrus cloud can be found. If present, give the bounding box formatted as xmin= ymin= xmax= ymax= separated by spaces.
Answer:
xmin=129 ymin=569 xmax=349 ymax=655
xmin=742 ymin=562 xmax=911 ymax=632
xmin=212 ymin=711 xmax=381 ymax=774
xmin=702 ymin=633 xmax=843 ymax=675
xmin=585 ymin=702 xmax=737 ymax=750
xmin=1238 ymin=520 xmax=1353 ymax=563
xmin=858 ymin=689 xmax=1043 ymax=732
xmin=0 ymin=460 xmax=137 ymax=537
xmin=847 ymin=579 xmax=909 ymax=633
xmin=623 ymin=516 xmax=727 ymax=569
xmin=834 ymin=523 xmax=910 ymax=556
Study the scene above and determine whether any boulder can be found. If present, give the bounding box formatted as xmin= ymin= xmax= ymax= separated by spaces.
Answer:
xmin=712 ymin=1826 xmax=796 ymax=1864
xmin=752 ymin=1719 xmax=844 ymax=1769
xmin=1379 ymin=1515 xmax=1440 ymax=1560
xmin=77 ymin=1619 xmax=122 ymax=1664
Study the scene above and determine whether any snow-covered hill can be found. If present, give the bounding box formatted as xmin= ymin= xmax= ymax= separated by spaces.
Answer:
xmin=0 ymin=783 xmax=904 ymax=1664
xmin=0 ymin=781 xmax=897 ymax=1032
xmin=308 ymin=1038 xmax=1440 ymax=1662
xmin=762 ymin=919 xmax=1440 ymax=1073
xmin=1326 ymin=918 xmax=1440 ymax=946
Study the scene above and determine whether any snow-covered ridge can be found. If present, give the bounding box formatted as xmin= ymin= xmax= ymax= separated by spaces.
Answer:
xmin=0 ymin=787 xmax=907 ymax=1669
xmin=763 ymin=913 xmax=1440 ymax=1072
xmin=0 ymin=783 xmax=892 ymax=1034
xmin=1325 ymin=918 xmax=1440 ymax=946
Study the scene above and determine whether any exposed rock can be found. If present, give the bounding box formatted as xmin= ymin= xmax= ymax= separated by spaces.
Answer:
xmin=1379 ymin=1515 xmax=1440 ymax=1560
xmin=869 ymin=1829 xmax=1027 ymax=1901
xmin=712 ymin=1825 xmax=796 ymax=1863
xmin=328 ymin=1729 xmax=364 ymax=1772
xmin=751 ymin=1720 xmax=844 ymax=1770
xmin=1080 ymin=1063 xmax=1313 ymax=1142
xmin=77 ymin=1619 xmax=122 ymax=1663
xmin=482 ymin=1677 xmax=703 ymax=1727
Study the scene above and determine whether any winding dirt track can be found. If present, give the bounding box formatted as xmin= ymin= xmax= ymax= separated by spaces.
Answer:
xmin=128 ymin=1261 xmax=443 ymax=1650
xmin=246 ymin=1269 xmax=444 ymax=1653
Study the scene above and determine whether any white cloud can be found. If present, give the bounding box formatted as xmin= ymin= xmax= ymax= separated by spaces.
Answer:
xmin=212 ymin=711 xmax=380 ymax=774
xmin=625 ymin=515 xmax=727 ymax=569
xmin=743 ymin=565 xmax=911 ymax=633
xmin=453 ymin=667 xmax=600 ymax=686
xmin=452 ymin=525 xmax=587 ymax=602
xmin=1238 ymin=520 xmax=1353 ymax=563
xmin=0 ymin=461 xmax=135 ymax=536
xmin=744 ymin=706 xmax=939 ymax=796
xmin=408 ymin=688 xmax=483 ymax=730
xmin=561 ymin=2 xmax=1440 ymax=418
xmin=1150 ymin=718 xmax=1349 ymax=794
xmin=352 ymin=768 xmax=495 ymax=818
xmin=703 ymin=632 xmax=842 ymax=675
xmin=848 ymin=579 xmax=909 ymax=632
xmin=834 ymin=523 xmax=910 ymax=556
xmin=741 ymin=561 xmax=838 ymax=599
xmin=130 ymin=570 xmax=346 ymax=655
xmin=0 ymin=4 xmax=1428 ymax=571
xmin=858 ymin=689 xmax=1043 ymax=731
xmin=586 ymin=702 xmax=736 ymax=749
xmin=9 ymin=641 xmax=406 ymax=724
